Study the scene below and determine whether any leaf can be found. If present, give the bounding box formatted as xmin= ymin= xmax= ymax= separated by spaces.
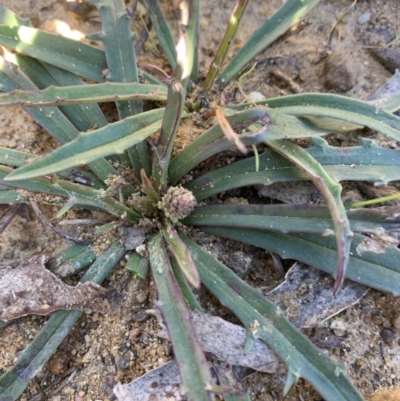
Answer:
xmin=0 ymin=255 xmax=119 ymax=322
xmin=114 ymin=361 xmax=182 ymax=401
xmin=202 ymin=227 xmax=400 ymax=296
xmin=143 ymin=0 xmax=177 ymax=69
xmin=156 ymin=311 xmax=278 ymax=373
xmin=216 ymin=0 xmax=321 ymax=86
xmin=148 ymin=233 xmax=214 ymax=401
xmin=187 ymin=138 xmax=400 ymax=200
xmin=0 ymin=25 xmax=107 ymax=82
xmin=47 ymin=245 xmax=96 ymax=278
xmin=0 ymin=5 xmax=31 ymax=27
xmin=88 ymin=0 xmax=151 ymax=177
xmin=267 ymin=263 xmax=368 ymax=328
xmin=204 ymin=0 xmax=251 ymax=91
xmin=5 ymin=108 xmax=164 ymax=181
xmin=0 ymin=242 xmax=126 ymax=401
xmin=0 ymin=54 xmax=119 ymax=182
xmin=245 ymin=93 xmax=400 ymax=142
xmin=181 ymin=235 xmax=364 ymax=401
xmin=162 ymin=222 xmax=200 ymax=288
xmin=125 ymin=251 xmax=149 ymax=280
xmin=0 ymin=82 xmax=167 ymax=107
xmin=266 ymin=138 xmax=352 ymax=293
xmin=184 ymin=203 xmax=400 ymax=236
xmin=216 ymin=107 xmax=247 ymax=153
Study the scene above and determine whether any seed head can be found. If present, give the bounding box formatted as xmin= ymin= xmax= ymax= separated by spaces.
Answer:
xmin=158 ymin=186 xmax=197 ymax=223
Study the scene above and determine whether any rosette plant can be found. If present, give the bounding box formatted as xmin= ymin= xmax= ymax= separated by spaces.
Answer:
xmin=0 ymin=1 xmax=400 ymax=400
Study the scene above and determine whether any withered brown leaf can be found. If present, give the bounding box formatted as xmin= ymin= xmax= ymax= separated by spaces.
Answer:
xmin=0 ymin=255 xmax=119 ymax=322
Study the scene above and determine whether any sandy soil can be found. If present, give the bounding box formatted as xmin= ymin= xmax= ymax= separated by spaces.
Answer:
xmin=0 ymin=0 xmax=400 ymax=400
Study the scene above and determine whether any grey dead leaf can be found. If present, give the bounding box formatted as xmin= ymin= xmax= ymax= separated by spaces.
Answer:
xmin=266 ymin=262 xmax=369 ymax=328
xmin=0 ymin=254 xmax=119 ymax=322
xmin=114 ymin=358 xmax=250 ymax=401
xmin=114 ymin=360 xmax=183 ymax=401
xmin=155 ymin=310 xmax=279 ymax=373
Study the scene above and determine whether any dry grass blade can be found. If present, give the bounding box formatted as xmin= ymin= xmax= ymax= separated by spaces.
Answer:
xmin=215 ymin=107 xmax=247 ymax=154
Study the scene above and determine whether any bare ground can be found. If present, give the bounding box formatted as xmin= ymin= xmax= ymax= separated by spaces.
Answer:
xmin=0 ymin=1 xmax=400 ymax=400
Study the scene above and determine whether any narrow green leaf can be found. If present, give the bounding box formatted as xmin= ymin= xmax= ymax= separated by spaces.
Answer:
xmin=266 ymin=138 xmax=352 ymax=293
xmin=0 ymin=147 xmax=34 ymax=167
xmin=217 ymin=0 xmax=321 ymax=86
xmin=224 ymin=392 xmax=251 ymax=401
xmin=0 ymin=54 xmax=119 ymax=182
xmin=125 ymin=251 xmax=149 ymax=279
xmin=143 ymin=0 xmax=177 ymax=69
xmin=0 ymin=189 xmax=24 ymax=204
xmin=170 ymin=257 xmax=203 ymax=311
xmin=0 ymin=82 xmax=167 ymax=107
xmin=5 ymin=109 xmax=164 ymax=181
xmin=284 ymin=370 xmax=297 ymax=396
xmin=372 ymin=92 xmax=400 ymax=113
xmin=241 ymin=93 xmax=400 ymax=142
xmin=11 ymin=54 xmax=109 ymax=130
xmin=154 ymin=80 xmax=186 ymax=188
xmin=204 ymin=0 xmax=251 ymax=91
xmin=0 ymin=25 xmax=107 ymax=82
xmin=47 ymin=244 xmax=96 ymax=278
xmin=162 ymin=221 xmax=200 ymax=288
xmin=0 ymin=146 xmax=105 ymax=189
xmin=148 ymin=233 xmax=214 ymax=401
xmin=184 ymin=204 xmax=399 ymax=235
xmin=0 ymin=166 xmax=138 ymax=221
xmin=88 ymin=0 xmax=152 ymax=177
xmin=0 ymin=242 xmax=126 ymax=401
xmin=87 ymin=0 xmax=141 ymax=113
xmin=0 ymin=5 xmax=31 ymax=27
xmin=94 ymin=220 xmax=124 ymax=235
xmin=187 ymin=139 xmax=400 ymax=200
xmin=202 ymin=227 xmax=400 ymax=296
xmin=182 ymin=235 xmax=364 ymax=401
xmin=0 ymin=55 xmax=76 ymax=143
xmin=188 ymin=0 xmax=200 ymax=82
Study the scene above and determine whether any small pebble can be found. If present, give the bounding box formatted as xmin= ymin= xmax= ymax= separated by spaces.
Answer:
xmin=380 ymin=327 xmax=394 ymax=346
xmin=116 ymin=353 xmax=131 ymax=370
xmin=392 ymin=311 xmax=400 ymax=332
xmin=358 ymin=12 xmax=371 ymax=24
xmin=330 ymin=319 xmax=347 ymax=336
xmin=136 ymin=292 xmax=147 ymax=303
xmin=323 ymin=51 xmax=356 ymax=92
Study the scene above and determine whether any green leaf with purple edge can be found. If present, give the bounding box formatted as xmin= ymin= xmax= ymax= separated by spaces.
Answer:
xmin=148 ymin=233 xmax=214 ymax=401
xmin=233 ymin=93 xmax=400 ymax=141
xmin=185 ymin=138 xmax=400 ymax=200
xmin=266 ymin=138 xmax=352 ymax=294
xmin=162 ymin=221 xmax=200 ymax=289
xmin=5 ymin=109 xmax=164 ymax=181
xmin=183 ymin=203 xmax=400 ymax=236
xmin=181 ymin=234 xmax=364 ymax=401
xmin=201 ymin=226 xmax=400 ymax=296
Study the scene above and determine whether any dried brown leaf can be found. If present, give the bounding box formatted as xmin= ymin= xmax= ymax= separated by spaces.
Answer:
xmin=215 ymin=107 xmax=247 ymax=154
xmin=0 ymin=255 xmax=119 ymax=322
